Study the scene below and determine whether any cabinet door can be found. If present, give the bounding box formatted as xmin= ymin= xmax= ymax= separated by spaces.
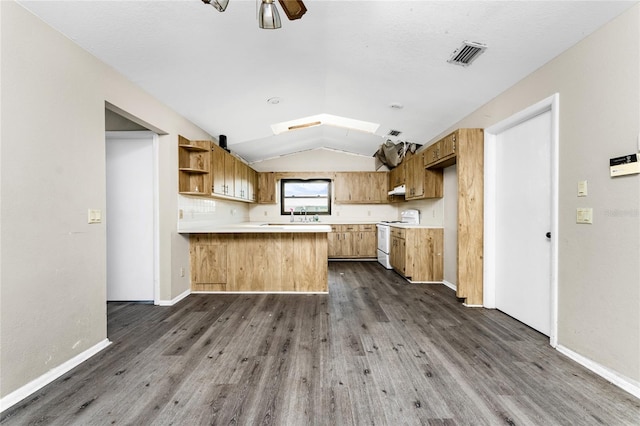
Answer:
xmin=355 ymin=231 xmax=377 ymax=257
xmin=247 ymin=168 xmax=257 ymax=202
xmin=390 ymin=236 xmax=406 ymax=275
xmin=233 ymin=158 xmax=247 ymax=199
xmin=424 ymin=142 xmax=441 ymax=167
xmin=405 ymin=154 xmax=425 ymax=200
xmin=211 ymin=145 xmax=227 ymax=195
xmin=224 ymin=152 xmax=235 ymax=196
xmin=258 ymin=172 xmax=277 ymax=204
xmin=190 ymin=236 xmax=228 ymax=291
xmin=441 ymin=132 xmax=457 ymax=158
xmin=423 ymin=168 xmax=444 ymax=199
xmin=334 ymin=172 xmax=355 ymax=202
xmin=390 ymin=163 xmax=405 ymax=188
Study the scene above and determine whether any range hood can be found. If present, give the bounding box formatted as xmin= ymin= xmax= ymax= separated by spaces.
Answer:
xmin=388 ymin=184 xmax=406 ymax=196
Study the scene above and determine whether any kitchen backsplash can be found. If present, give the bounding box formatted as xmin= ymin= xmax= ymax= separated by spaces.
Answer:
xmin=178 ymin=195 xmax=250 ymax=227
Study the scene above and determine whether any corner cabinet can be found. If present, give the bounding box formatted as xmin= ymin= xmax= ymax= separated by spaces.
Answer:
xmin=334 ymin=172 xmax=389 ymax=204
xmin=426 ymin=128 xmax=484 ymax=306
xmin=178 ymin=136 xmax=212 ymax=196
xmin=389 ymin=227 xmax=443 ymax=282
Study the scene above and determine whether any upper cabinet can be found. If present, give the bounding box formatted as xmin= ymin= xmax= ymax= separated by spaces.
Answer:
xmin=178 ymin=136 xmax=211 ymax=196
xmin=257 ymin=172 xmax=277 ymax=204
xmin=179 ymin=136 xmax=258 ymax=204
xmin=334 ymin=172 xmax=388 ymax=204
xmin=405 ymin=152 xmax=443 ymax=201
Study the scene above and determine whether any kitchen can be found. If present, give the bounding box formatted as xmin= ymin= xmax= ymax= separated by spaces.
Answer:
xmin=177 ymin=128 xmax=482 ymax=304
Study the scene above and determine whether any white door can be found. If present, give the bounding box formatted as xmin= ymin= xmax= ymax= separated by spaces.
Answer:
xmin=106 ymin=133 xmax=155 ymax=301
xmin=494 ymin=110 xmax=552 ymax=335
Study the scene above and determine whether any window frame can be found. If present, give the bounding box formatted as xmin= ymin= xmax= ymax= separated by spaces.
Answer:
xmin=280 ymin=178 xmax=332 ymax=216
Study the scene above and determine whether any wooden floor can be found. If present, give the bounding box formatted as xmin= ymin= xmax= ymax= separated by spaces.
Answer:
xmin=2 ymin=262 xmax=639 ymax=425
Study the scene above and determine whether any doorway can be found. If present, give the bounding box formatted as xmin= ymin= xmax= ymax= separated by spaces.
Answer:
xmin=484 ymin=94 xmax=559 ymax=346
xmin=105 ymin=131 xmax=158 ymax=302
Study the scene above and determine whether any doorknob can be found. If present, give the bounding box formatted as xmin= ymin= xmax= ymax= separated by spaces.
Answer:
xmin=546 ymin=232 xmax=551 ymax=239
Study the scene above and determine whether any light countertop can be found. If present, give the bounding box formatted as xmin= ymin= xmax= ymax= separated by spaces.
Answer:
xmin=178 ymin=222 xmax=332 ymax=234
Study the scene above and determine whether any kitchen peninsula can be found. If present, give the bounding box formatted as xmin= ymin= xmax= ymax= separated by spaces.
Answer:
xmin=181 ymin=223 xmax=331 ymax=293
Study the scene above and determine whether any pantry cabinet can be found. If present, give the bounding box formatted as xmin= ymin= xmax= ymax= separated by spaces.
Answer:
xmin=425 ymin=128 xmax=484 ymax=306
xmin=389 ymin=226 xmax=443 ymax=282
xmin=334 ymin=172 xmax=388 ymax=204
xmin=328 ymin=224 xmax=376 ymax=258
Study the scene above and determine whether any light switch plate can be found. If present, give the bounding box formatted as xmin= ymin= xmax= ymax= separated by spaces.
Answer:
xmin=576 ymin=207 xmax=593 ymax=224
xmin=88 ymin=209 xmax=102 ymax=224
xmin=577 ymin=180 xmax=588 ymax=197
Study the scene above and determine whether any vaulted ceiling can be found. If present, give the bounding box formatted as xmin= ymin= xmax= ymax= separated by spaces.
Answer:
xmin=18 ymin=1 xmax=637 ymax=164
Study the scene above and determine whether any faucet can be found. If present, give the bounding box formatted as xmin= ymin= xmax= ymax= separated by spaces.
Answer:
xmin=290 ymin=208 xmax=294 ymax=222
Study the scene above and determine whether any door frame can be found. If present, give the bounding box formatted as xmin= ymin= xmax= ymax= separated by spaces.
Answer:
xmin=105 ymin=131 xmax=160 ymax=305
xmin=483 ymin=93 xmax=559 ymax=347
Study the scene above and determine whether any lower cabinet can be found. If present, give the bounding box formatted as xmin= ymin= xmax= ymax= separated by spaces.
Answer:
xmin=190 ymin=235 xmax=229 ymax=291
xmin=389 ymin=227 xmax=443 ymax=282
xmin=328 ymin=224 xmax=377 ymax=259
xmin=189 ymin=232 xmax=328 ymax=292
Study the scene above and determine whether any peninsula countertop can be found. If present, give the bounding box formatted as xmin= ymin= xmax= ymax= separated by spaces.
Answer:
xmin=178 ymin=222 xmax=332 ymax=234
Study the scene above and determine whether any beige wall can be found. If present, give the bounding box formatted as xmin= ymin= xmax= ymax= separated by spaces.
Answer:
xmin=0 ymin=2 xmax=212 ymax=397
xmin=424 ymin=6 xmax=640 ymax=383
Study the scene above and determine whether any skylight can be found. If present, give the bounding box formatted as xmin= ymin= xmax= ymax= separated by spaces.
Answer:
xmin=271 ymin=113 xmax=380 ymax=135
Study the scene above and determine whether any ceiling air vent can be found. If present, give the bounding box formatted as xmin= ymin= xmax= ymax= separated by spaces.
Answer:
xmin=447 ymin=41 xmax=487 ymax=67
xmin=387 ymin=129 xmax=402 ymax=137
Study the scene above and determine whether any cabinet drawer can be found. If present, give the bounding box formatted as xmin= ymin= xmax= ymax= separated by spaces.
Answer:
xmin=390 ymin=227 xmax=406 ymax=239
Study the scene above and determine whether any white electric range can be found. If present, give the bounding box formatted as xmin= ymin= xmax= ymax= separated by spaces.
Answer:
xmin=376 ymin=209 xmax=420 ymax=269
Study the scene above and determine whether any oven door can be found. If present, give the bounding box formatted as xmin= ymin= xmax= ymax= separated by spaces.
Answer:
xmin=376 ymin=224 xmax=390 ymax=254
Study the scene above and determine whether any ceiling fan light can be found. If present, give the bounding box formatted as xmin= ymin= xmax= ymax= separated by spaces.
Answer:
xmin=259 ymin=0 xmax=282 ymax=29
xmin=202 ymin=0 xmax=229 ymax=13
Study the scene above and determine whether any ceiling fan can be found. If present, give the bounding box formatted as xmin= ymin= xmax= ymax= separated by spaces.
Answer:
xmin=201 ymin=0 xmax=307 ymax=29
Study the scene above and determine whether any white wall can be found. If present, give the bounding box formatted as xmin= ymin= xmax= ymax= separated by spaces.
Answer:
xmin=422 ymin=6 xmax=640 ymax=385
xmin=0 ymin=2 xmax=213 ymax=399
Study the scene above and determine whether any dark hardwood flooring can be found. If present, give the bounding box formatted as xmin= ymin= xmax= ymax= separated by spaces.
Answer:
xmin=2 ymin=261 xmax=639 ymax=425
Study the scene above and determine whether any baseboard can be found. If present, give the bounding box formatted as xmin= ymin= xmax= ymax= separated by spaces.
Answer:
xmin=441 ymin=280 xmax=457 ymax=291
xmin=156 ymin=289 xmax=190 ymax=306
xmin=556 ymin=344 xmax=640 ymax=400
xmin=0 ymin=339 xmax=112 ymax=413
xmin=191 ymin=291 xmax=328 ymax=295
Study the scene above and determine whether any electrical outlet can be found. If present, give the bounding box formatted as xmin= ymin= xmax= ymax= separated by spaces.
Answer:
xmin=180 ymin=267 xmax=185 ymax=277
xmin=264 ymin=210 xmax=268 ymax=216
xmin=179 ymin=209 xmax=184 ymax=219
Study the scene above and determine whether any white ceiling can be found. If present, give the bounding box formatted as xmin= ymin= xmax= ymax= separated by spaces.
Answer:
xmin=18 ymin=0 xmax=637 ymax=164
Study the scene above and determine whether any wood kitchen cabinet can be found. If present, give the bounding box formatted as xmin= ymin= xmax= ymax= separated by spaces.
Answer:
xmin=257 ymin=172 xmax=277 ymax=204
xmin=178 ymin=136 xmax=211 ymax=196
xmin=328 ymin=224 xmax=377 ymax=259
xmin=405 ymin=152 xmax=443 ymax=201
xmin=210 ymin=143 xmax=257 ymax=202
xmin=389 ymin=226 xmax=443 ymax=282
xmin=189 ymin=234 xmax=229 ymax=291
xmin=425 ymin=128 xmax=484 ymax=305
xmin=211 ymin=143 xmax=234 ymax=197
xmin=189 ymin=232 xmax=328 ymax=292
xmin=334 ymin=172 xmax=388 ymax=204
